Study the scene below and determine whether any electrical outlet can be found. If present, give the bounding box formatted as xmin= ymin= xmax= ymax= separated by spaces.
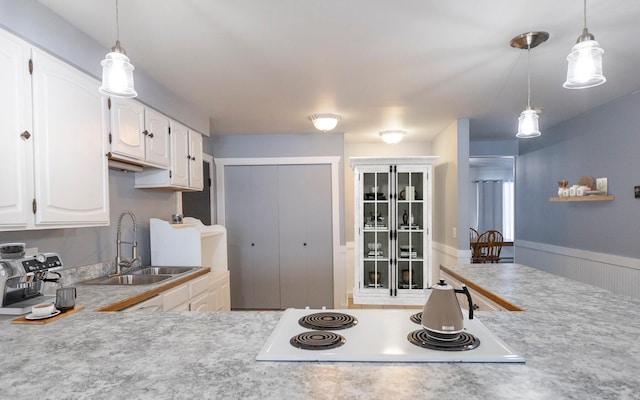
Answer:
xmin=635 ymin=186 xmax=640 ymax=198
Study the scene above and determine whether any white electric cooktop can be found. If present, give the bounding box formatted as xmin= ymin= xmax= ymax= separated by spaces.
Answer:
xmin=256 ymin=308 xmax=526 ymax=363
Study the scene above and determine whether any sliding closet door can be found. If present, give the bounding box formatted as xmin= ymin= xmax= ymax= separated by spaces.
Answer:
xmin=278 ymin=165 xmax=333 ymax=308
xmin=225 ymin=165 xmax=280 ymax=309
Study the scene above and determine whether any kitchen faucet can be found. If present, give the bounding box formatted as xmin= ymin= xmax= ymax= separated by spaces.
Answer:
xmin=115 ymin=210 xmax=140 ymax=274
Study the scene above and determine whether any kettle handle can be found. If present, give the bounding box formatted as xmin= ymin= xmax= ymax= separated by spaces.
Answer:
xmin=454 ymin=285 xmax=474 ymax=320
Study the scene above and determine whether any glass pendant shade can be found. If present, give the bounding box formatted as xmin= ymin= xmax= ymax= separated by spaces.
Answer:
xmin=309 ymin=114 xmax=340 ymax=132
xmin=100 ymin=45 xmax=137 ymax=98
xmin=516 ymin=109 xmax=541 ymax=138
xmin=379 ymin=130 xmax=406 ymax=144
xmin=563 ymin=39 xmax=605 ymax=89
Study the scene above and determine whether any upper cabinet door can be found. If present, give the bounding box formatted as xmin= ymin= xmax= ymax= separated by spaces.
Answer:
xmin=109 ymin=97 xmax=145 ymax=160
xmin=188 ymin=131 xmax=204 ymax=190
xmin=169 ymin=121 xmax=190 ymax=187
xmin=31 ymin=48 xmax=109 ymax=226
xmin=0 ymin=30 xmax=32 ymax=229
xmin=144 ymin=108 xmax=171 ymax=167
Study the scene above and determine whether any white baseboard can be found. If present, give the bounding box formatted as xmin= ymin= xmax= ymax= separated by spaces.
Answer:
xmin=516 ymin=240 xmax=640 ymax=299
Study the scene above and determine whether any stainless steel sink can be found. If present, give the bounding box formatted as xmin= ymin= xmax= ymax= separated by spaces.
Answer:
xmin=81 ymin=274 xmax=172 ymax=285
xmin=80 ymin=266 xmax=200 ymax=285
xmin=128 ymin=266 xmax=198 ymax=276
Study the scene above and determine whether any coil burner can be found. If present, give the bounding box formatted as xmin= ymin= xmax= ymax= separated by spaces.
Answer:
xmin=407 ymin=330 xmax=480 ymax=351
xmin=290 ymin=331 xmax=346 ymax=350
xmin=410 ymin=312 xmax=423 ymax=325
xmin=298 ymin=312 xmax=358 ymax=330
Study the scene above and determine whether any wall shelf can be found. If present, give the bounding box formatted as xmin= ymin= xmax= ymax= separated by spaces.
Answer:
xmin=549 ymin=196 xmax=614 ymax=202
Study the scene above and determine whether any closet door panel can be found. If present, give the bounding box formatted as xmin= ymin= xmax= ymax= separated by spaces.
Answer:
xmin=278 ymin=165 xmax=309 ymax=308
xmin=248 ymin=166 xmax=281 ymax=309
xmin=303 ymin=165 xmax=334 ymax=308
xmin=225 ymin=166 xmax=253 ymax=309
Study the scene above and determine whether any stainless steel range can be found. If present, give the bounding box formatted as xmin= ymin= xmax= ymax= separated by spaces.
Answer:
xmin=257 ymin=308 xmax=525 ymax=363
xmin=0 ymin=249 xmax=63 ymax=315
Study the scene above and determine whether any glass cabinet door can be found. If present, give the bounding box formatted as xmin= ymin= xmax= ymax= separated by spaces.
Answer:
xmin=362 ymin=171 xmax=389 ymax=289
xmin=396 ymin=169 xmax=425 ymax=291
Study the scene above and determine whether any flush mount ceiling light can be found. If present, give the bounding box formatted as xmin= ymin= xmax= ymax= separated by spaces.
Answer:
xmin=308 ymin=114 xmax=341 ymax=132
xmin=563 ymin=0 xmax=606 ymax=89
xmin=511 ymin=31 xmax=548 ymax=139
xmin=379 ymin=130 xmax=406 ymax=144
xmin=99 ymin=0 xmax=137 ymax=98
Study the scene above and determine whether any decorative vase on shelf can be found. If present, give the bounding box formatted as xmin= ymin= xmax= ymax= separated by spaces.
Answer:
xmin=558 ymin=180 xmax=568 ymax=197
xmin=402 ymin=211 xmax=408 ymax=225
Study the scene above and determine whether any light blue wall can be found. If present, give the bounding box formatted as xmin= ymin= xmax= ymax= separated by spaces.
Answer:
xmin=516 ymin=91 xmax=640 ymax=258
xmin=0 ymin=0 xmax=209 ymax=133
xmin=210 ymin=133 xmax=346 ymax=244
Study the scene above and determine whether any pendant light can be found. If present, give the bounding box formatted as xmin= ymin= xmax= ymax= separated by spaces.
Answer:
xmin=99 ymin=0 xmax=137 ymax=98
xmin=563 ymin=0 xmax=606 ymax=89
xmin=309 ymin=114 xmax=341 ymax=132
xmin=510 ymin=31 xmax=548 ymax=139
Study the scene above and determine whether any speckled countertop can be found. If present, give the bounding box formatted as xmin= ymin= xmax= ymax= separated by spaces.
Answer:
xmin=2 ymin=263 xmax=639 ymax=400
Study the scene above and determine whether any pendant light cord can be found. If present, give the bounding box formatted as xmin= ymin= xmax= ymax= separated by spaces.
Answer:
xmin=115 ymin=0 xmax=120 ymax=43
xmin=526 ymin=42 xmax=531 ymax=109
xmin=583 ymin=0 xmax=587 ymax=30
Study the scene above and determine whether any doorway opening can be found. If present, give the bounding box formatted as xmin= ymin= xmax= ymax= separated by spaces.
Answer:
xmin=181 ymin=153 xmax=215 ymax=225
xmin=469 ymin=156 xmax=515 ymax=261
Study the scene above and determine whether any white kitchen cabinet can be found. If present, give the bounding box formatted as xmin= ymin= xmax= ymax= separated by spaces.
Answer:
xmin=122 ymin=272 xmax=229 ymax=312
xmin=134 ymin=122 xmax=204 ymax=190
xmin=123 ymin=295 xmax=163 ymax=312
xmin=0 ymin=29 xmax=32 ymax=229
xmin=0 ymin=28 xmax=109 ymax=231
xmin=108 ymin=97 xmax=171 ymax=168
xmin=162 ymin=283 xmax=190 ymax=311
xmin=350 ymin=156 xmax=438 ymax=305
xmin=209 ymin=271 xmax=231 ymax=311
xmin=190 ymin=292 xmax=210 ymax=312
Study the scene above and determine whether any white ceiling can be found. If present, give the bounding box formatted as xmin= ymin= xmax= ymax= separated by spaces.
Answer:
xmin=38 ymin=0 xmax=640 ymax=143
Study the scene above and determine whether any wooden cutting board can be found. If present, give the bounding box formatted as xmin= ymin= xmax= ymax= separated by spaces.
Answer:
xmin=11 ymin=305 xmax=85 ymax=325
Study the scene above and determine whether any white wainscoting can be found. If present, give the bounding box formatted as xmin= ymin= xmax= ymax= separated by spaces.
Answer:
xmin=516 ymin=240 xmax=640 ymax=299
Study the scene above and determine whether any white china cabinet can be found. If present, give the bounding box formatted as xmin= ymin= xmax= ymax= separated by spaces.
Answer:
xmin=0 ymin=29 xmax=109 ymax=231
xmin=350 ymin=156 xmax=438 ymax=305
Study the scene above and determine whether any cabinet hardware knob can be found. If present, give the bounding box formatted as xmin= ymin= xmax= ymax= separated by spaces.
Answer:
xmin=148 ymin=132 xmax=154 ymax=138
xmin=251 ymin=243 xmax=255 ymax=247
xmin=191 ymin=156 xmax=196 ymax=161
xmin=303 ymin=242 xmax=307 ymax=246
xmin=142 ymin=130 xmax=149 ymax=136
xmin=20 ymin=130 xmax=31 ymax=140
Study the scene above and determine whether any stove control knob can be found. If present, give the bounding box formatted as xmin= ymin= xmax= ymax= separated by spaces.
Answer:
xmin=35 ymin=253 xmax=47 ymax=263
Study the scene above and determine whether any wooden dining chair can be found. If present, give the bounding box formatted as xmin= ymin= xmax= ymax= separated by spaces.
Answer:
xmin=469 ymin=228 xmax=482 ymax=263
xmin=476 ymin=230 xmax=503 ymax=263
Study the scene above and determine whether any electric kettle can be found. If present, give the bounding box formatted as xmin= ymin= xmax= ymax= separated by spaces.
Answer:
xmin=421 ymin=279 xmax=474 ymax=340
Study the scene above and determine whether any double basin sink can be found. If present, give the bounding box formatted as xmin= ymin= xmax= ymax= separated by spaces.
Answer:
xmin=81 ymin=266 xmax=199 ymax=286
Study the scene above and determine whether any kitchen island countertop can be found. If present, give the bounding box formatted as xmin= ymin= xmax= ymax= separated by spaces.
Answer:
xmin=1 ymin=263 xmax=639 ymax=400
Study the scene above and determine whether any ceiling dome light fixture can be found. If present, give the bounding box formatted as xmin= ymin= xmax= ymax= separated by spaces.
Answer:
xmin=511 ymin=31 xmax=548 ymax=139
xmin=379 ymin=130 xmax=406 ymax=144
xmin=309 ymin=114 xmax=341 ymax=132
xmin=563 ymin=0 xmax=606 ymax=89
xmin=99 ymin=0 xmax=137 ymax=98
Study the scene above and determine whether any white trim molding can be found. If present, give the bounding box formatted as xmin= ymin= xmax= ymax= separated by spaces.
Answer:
xmin=516 ymin=240 xmax=640 ymax=299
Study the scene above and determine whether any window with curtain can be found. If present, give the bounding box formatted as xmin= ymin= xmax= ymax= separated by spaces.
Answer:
xmin=471 ymin=179 xmax=514 ymax=240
